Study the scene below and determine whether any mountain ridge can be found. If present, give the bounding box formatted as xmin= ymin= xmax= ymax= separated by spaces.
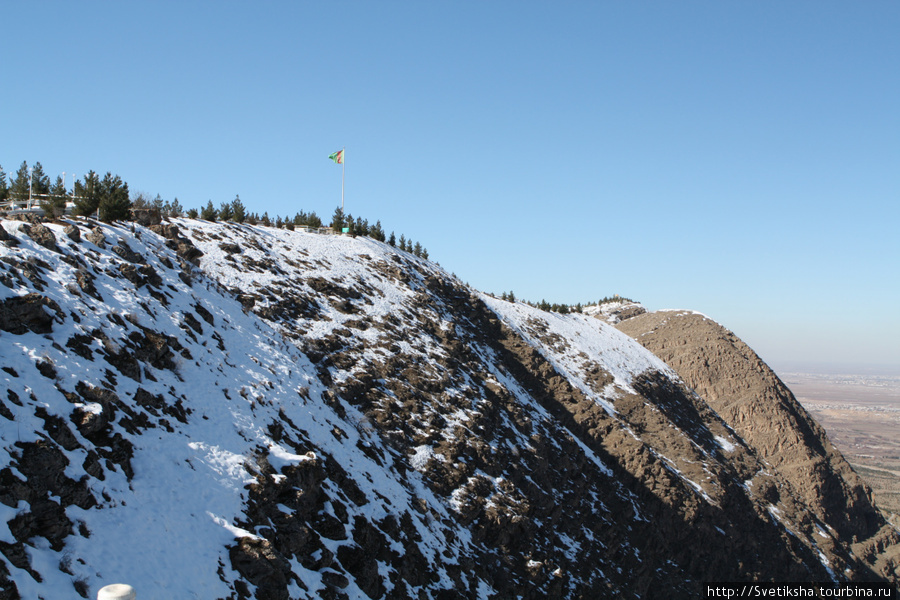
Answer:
xmin=1 ymin=217 xmax=897 ymax=599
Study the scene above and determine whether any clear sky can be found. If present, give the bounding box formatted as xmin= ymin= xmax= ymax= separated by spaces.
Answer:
xmin=3 ymin=2 xmax=898 ymax=372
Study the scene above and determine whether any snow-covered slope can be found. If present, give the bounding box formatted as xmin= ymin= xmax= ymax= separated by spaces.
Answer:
xmin=1 ymin=217 xmax=895 ymax=599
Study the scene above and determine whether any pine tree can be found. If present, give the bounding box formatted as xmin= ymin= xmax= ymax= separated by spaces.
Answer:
xmin=0 ymin=165 xmax=8 ymax=201
xmin=10 ymin=161 xmax=31 ymax=201
xmin=261 ymin=212 xmax=271 ymax=226
xmin=41 ymin=176 xmax=68 ymax=218
xmin=421 ymin=247 xmax=429 ymax=260
xmin=73 ymin=171 xmax=101 ymax=216
xmin=372 ymin=220 xmax=385 ymax=242
xmin=231 ymin=195 xmax=246 ymax=223
xmin=413 ymin=241 xmax=422 ymax=257
xmin=200 ymin=200 xmax=218 ymax=221
xmin=388 ymin=231 xmax=396 ymax=246
xmin=186 ymin=207 xmax=199 ymax=219
xmin=97 ymin=172 xmax=131 ymax=222
xmin=331 ymin=206 xmax=345 ymax=232
xmin=398 ymin=234 xmax=407 ymax=251
xmin=218 ymin=200 xmax=234 ymax=221
xmin=131 ymin=192 xmax=151 ymax=209
xmin=30 ymin=162 xmax=50 ymax=197
xmin=152 ymin=194 xmax=165 ymax=213
xmin=275 ymin=215 xmax=284 ymax=228
xmin=169 ymin=198 xmax=183 ymax=218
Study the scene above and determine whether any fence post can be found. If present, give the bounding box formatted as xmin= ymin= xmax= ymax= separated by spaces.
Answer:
xmin=98 ymin=583 xmax=136 ymax=600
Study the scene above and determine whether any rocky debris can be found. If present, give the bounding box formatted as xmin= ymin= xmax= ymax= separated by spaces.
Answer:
xmin=230 ymin=537 xmax=293 ymax=600
xmin=0 ymin=225 xmax=18 ymax=247
xmin=130 ymin=208 xmax=161 ymax=227
xmin=74 ymin=267 xmax=101 ymax=300
xmin=0 ymin=293 xmax=62 ymax=334
xmin=63 ymin=223 xmax=81 ymax=243
xmin=86 ymin=227 xmax=106 ymax=248
xmin=18 ymin=223 xmax=59 ymax=253
xmin=111 ymin=240 xmax=145 ymax=264
xmin=148 ymin=222 xmax=204 ymax=266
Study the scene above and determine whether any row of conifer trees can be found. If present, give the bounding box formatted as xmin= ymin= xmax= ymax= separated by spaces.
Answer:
xmin=495 ymin=292 xmax=634 ymax=314
xmin=1 ymin=161 xmax=429 ymax=259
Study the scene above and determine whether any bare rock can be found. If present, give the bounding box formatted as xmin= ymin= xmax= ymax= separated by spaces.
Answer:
xmin=131 ymin=208 xmax=161 ymax=226
xmin=229 ymin=537 xmax=291 ymax=600
xmin=86 ymin=227 xmax=106 ymax=248
xmin=111 ymin=241 xmax=144 ymax=264
xmin=0 ymin=293 xmax=62 ymax=334
xmin=63 ymin=224 xmax=81 ymax=242
xmin=19 ymin=223 xmax=59 ymax=252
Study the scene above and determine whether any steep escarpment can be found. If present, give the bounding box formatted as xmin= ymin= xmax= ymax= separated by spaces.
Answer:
xmin=1 ymin=217 xmax=897 ymax=599
xmin=616 ymin=309 xmax=900 ymax=584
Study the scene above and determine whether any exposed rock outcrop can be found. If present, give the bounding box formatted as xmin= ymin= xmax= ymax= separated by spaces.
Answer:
xmin=616 ymin=309 xmax=900 ymax=583
xmin=1 ymin=218 xmax=897 ymax=599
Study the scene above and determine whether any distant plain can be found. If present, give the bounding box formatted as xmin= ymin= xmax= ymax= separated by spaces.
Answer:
xmin=783 ymin=370 xmax=900 ymax=526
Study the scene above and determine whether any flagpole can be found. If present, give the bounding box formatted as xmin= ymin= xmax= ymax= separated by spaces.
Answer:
xmin=341 ymin=147 xmax=345 ymax=212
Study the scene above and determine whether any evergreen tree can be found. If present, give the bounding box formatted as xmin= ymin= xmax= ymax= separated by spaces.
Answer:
xmin=0 ymin=165 xmax=8 ymax=201
xmin=421 ymin=247 xmax=429 ymax=260
xmin=130 ymin=191 xmax=151 ymax=209
xmin=186 ymin=207 xmax=199 ymax=219
xmin=169 ymin=198 xmax=183 ymax=218
xmin=10 ymin=161 xmax=31 ymax=201
xmin=73 ymin=171 xmax=101 ymax=216
xmin=42 ymin=176 xmax=68 ymax=217
xmin=413 ymin=241 xmax=422 ymax=257
xmin=398 ymin=234 xmax=407 ymax=251
xmin=372 ymin=220 xmax=385 ymax=242
xmin=231 ymin=195 xmax=246 ymax=223
xmin=218 ymin=200 xmax=234 ymax=221
xmin=97 ymin=172 xmax=131 ymax=222
xmin=30 ymin=162 xmax=50 ymax=197
xmin=200 ymin=200 xmax=218 ymax=221
xmin=152 ymin=194 xmax=165 ymax=213
xmin=331 ymin=206 xmax=345 ymax=232
xmin=388 ymin=231 xmax=396 ymax=246
xmin=260 ymin=212 xmax=270 ymax=226
xmin=308 ymin=211 xmax=322 ymax=228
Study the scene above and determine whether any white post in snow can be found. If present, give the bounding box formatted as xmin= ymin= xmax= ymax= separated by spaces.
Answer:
xmin=97 ymin=583 xmax=136 ymax=600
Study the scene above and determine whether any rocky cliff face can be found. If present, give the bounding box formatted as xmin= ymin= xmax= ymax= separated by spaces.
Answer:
xmin=616 ymin=309 xmax=900 ymax=584
xmin=0 ymin=218 xmax=897 ymax=599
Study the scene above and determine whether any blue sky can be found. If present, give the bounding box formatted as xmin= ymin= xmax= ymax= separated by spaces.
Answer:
xmin=3 ymin=2 xmax=898 ymax=371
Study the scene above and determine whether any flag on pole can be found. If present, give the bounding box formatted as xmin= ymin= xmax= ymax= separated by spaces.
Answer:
xmin=328 ymin=150 xmax=344 ymax=164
